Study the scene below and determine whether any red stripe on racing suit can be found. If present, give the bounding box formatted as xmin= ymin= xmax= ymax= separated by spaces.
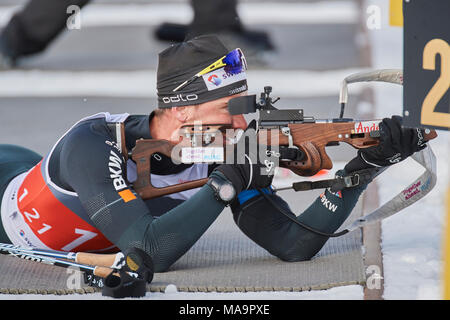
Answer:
xmin=16 ymin=161 xmax=116 ymax=252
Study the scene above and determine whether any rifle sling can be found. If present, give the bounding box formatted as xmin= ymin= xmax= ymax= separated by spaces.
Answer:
xmin=290 ymin=169 xmax=376 ymax=192
xmin=107 ymin=122 xmax=128 ymax=182
xmin=107 ymin=122 xmax=128 ymax=161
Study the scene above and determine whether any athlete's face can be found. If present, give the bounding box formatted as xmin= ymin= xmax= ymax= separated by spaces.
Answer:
xmin=187 ymin=93 xmax=248 ymax=130
xmin=157 ymin=93 xmax=248 ymax=144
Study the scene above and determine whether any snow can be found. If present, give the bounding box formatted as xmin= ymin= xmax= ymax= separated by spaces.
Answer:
xmin=378 ymin=147 xmax=447 ymax=300
xmin=365 ymin=0 xmax=450 ymax=300
xmin=1 ymin=284 xmax=364 ymax=301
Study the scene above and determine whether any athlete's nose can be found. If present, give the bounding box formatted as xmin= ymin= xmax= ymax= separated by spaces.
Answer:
xmin=231 ymin=114 xmax=247 ymax=130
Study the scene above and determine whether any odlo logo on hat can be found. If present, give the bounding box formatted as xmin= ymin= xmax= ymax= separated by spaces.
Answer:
xmin=208 ymin=74 xmax=222 ymax=86
xmin=162 ymin=94 xmax=199 ymax=104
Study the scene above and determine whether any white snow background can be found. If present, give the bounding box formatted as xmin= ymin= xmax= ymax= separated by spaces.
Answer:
xmin=365 ymin=0 xmax=449 ymax=300
xmin=1 ymin=0 xmax=449 ymax=300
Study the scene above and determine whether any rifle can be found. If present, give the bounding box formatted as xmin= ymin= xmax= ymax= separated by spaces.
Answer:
xmin=130 ymin=69 xmax=437 ymax=200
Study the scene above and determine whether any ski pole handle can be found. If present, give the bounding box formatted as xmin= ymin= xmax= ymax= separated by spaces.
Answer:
xmin=93 ymin=266 xmax=116 ymax=278
xmin=76 ymin=252 xmax=121 ymax=268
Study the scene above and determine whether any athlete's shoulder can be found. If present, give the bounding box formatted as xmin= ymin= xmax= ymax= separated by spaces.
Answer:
xmin=57 ymin=118 xmax=118 ymax=167
xmin=123 ymin=114 xmax=152 ymax=150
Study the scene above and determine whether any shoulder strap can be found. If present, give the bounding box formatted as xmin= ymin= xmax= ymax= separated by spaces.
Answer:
xmin=274 ymin=168 xmax=381 ymax=193
xmin=107 ymin=122 xmax=128 ymax=161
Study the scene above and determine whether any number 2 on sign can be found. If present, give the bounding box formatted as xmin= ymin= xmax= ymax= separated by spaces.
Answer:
xmin=421 ymin=38 xmax=450 ymax=128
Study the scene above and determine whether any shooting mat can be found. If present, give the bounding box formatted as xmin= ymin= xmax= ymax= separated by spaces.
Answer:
xmin=0 ymin=189 xmax=366 ymax=295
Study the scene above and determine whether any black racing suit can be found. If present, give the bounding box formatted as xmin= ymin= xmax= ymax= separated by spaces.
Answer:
xmin=0 ymin=113 xmax=370 ymax=272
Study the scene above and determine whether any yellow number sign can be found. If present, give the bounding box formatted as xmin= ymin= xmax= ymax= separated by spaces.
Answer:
xmin=389 ymin=0 xmax=403 ymax=27
xmin=422 ymin=39 xmax=450 ymax=128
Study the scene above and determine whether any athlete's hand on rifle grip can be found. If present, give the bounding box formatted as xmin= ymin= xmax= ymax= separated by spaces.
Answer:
xmin=213 ymin=120 xmax=274 ymax=194
xmin=213 ymin=162 xmax=274 ymax=195
xmin=345 ymin=115 xmax=427 ymax=172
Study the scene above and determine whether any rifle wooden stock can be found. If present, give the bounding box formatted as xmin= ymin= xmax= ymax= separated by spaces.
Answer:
xmin=259 ymin=123 xmax=436 ymax=176
xmin=131 ymin=123 xmax=438 ymax=199
xmin=132 ymin=139 xmax=209 ymax=200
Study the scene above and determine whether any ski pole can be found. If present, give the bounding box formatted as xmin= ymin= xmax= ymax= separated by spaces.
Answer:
xmin=0 ymin=243 xmax=124 ymax=268
xmin=0 ymin=246 xmax=115 ymax=279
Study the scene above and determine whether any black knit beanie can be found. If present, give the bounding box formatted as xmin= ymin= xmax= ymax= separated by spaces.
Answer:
xmin=156 ymin=34 xmax=248 ymax=108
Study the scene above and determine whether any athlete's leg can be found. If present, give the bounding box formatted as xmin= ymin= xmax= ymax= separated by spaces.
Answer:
xmin=0 ymin=144 xmax=42 ymax=243
xmin=0 ymin=0 xmax=90 ymax=60
xmin=188 ymin=0 xmax=240 ymax=37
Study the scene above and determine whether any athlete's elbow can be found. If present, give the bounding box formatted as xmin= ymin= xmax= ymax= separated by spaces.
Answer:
xmin=271 ymin=247 xmax=317 ymax=262
xmin=270 ymin=236 xmax=328 ymax=262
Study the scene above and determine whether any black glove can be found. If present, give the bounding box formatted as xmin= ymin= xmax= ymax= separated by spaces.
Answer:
xmin=213 ymin=120 xmax=274 ymax=194
xmin=214 ymin=162 xmax=274 ymax=195
xmin=345 ymin=115 xmax=427 ymax=173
